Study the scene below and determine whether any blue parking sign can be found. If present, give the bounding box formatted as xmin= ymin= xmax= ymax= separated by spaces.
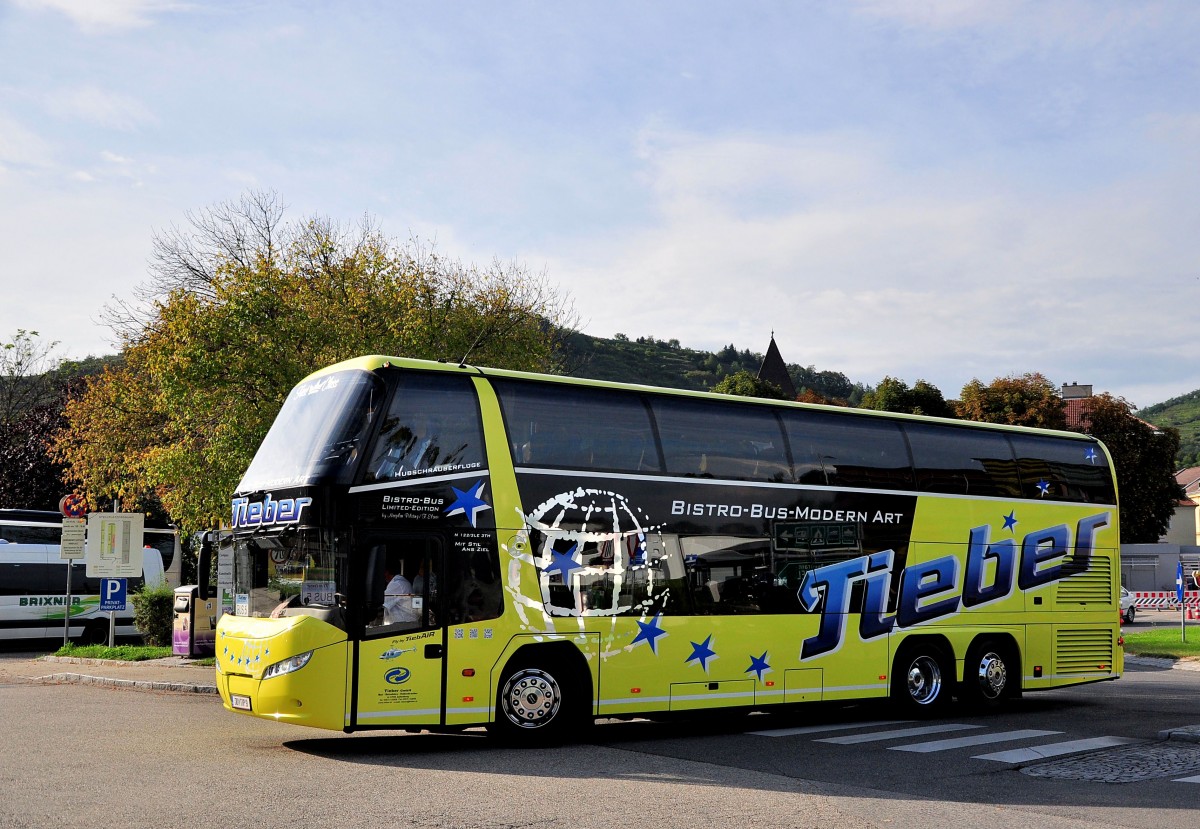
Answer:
xmin=100 ymin=578 xmax=127 ymax=612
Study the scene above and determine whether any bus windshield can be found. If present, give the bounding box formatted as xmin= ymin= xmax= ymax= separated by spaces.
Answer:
xmin=238 ymin=369 xmax=384 ymax=492
xmin=229 ymin=526 xmax=344 ymax=621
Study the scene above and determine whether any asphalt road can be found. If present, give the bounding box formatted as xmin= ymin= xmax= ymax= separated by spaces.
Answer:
xmin=3 ymin=636 xmax=1200 ymax=829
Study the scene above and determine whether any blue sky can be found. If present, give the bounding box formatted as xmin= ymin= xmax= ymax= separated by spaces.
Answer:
xmin=3 ymin=1 xmax=1200 ymax=408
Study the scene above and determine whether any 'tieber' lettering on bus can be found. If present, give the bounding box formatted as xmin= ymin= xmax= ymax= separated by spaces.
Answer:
xmin=796 ymin=512 xmax=1111 ymax=660
xmin=230 ymin=494 xmax=313 ymax=529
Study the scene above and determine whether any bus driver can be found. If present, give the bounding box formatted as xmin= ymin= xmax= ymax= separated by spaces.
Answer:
xmin=383 ymin=554 xmax=420 ymax=625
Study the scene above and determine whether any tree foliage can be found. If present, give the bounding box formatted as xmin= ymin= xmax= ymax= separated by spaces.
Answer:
xmin=955 ymin=372 xmax=1066 ymax=429
xmin=0 ymin=397 xmax=70 ymax=510
xmin=0 ymin=331 xmax=71 ymax=509
xmin=712 ymin=370 xmax=789 ymax=400
xmin=0 ymin=330 xmax=62 ymax=426
xmin=558 ymin=332 xmax=866 ymax=403
xmin=1073 ymin=394 xmax=1184 ymax=543
xmin=53 ymin=192 xmax=576 ymax=534
xmin=861 ymin=377 xmax=953 ymax=417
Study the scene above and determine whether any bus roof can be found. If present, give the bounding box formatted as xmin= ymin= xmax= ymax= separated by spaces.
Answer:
xmin=302 ymin=354 xmax=1108 ymax=446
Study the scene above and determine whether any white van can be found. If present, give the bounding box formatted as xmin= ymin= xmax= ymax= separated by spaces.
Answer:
xmin=0 ymin=541 xmax=166 ymax=644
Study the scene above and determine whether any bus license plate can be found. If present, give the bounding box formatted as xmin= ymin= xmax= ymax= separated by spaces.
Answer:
xmin=231 ymin=694 xmax=252 ymax=711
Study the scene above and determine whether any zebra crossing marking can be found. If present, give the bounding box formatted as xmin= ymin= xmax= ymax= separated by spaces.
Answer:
xmin=815 ymin=723 xmax=981 ymax=745
xmin=889 ymin=728 xmax=1062 ymax=753
xmin=973 ymin=736 xmax=1139 ymax=763
xmin=751 ymin=718 xmax=1142 ymax=768
xmin=748 ymin=720 xmax=912 ymax=738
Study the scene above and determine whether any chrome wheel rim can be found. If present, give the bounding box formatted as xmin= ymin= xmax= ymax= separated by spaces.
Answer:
xmin=906 ymin=655 xmax=943 ymax=705
xmin=976 ymin=651 xmax=1007 ymax=700
xmin=501 ymin=668 xmax=562 ymax=729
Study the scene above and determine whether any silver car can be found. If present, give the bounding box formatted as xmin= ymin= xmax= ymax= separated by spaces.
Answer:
xmin=1120 ymin=586 xmax=1136 ymax=624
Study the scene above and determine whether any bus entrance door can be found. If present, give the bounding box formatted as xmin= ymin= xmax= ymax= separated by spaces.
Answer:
xmin=354 ymin=534 xmax=445 ymax=730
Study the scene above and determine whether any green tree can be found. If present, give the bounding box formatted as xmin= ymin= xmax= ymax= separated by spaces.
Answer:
xmin=861 ymin=377 xmax=952 ymax=417
xmin=1073 ymin=394 xmax=1184 ymax=543
xmin=713 ymin=370 xmax=789 ymax=400
xmin=956 ymin=373 xmax=1066 ymax=428
xmin=53 ymin=192 xmax=576 ymax=534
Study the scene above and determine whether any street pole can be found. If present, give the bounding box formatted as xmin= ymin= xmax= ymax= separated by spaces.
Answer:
xmin=63 ymin=560 xmax=72 ymax=647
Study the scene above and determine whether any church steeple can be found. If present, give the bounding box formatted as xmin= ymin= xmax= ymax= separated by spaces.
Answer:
xmin=757 ymin=334 xmax=797 ymax=399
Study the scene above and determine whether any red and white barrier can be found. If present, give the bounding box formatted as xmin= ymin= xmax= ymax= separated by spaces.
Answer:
xmin=1132 ymin=590 xmax=1200 ymax=609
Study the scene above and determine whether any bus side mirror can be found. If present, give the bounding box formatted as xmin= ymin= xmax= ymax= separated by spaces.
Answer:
xmin=197 ymin=532 xmax=214 ymax=601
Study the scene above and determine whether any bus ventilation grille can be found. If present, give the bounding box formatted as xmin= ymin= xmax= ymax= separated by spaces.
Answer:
xmin=1055 ymin=554 xmax=1112 ymax=605
xmin=1055 ymin=628 xmax=1114 ymax=675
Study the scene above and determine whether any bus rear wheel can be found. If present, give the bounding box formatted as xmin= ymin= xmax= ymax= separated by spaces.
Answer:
xmin=961 ymin=639 xmax=1015 ymax=710
xmin=491 ymin=662 xmax=575 ymax=744
xmin=892 ymin=644 xmax=952 ymax=715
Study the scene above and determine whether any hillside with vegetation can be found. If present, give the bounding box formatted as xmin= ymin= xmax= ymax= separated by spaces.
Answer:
xmin=557 ymin=331 xmax=867 ymax=404
xmin=1141 ymin=391 xmax=1200 ymax=468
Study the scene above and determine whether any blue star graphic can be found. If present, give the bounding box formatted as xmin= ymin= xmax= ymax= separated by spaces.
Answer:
xmin=1002 ymin=511 xmax=1018 ymax=532
xmin=746 ymin=651 xmax=771 ymax=682
xmin=631 ymin=613 xmax=668 ymax=654
xmin=542 ymin=544 xmax=584 ymax=582
xmin=445 ymin=479 xmax=492 ymax=527
xmin=1085 ymin=447 xmax=1098 ymax=464
xmin=685 ymin=634 xmax=718 ymax=672
xmin=1036 ymin=479 xmax=1050 ymax=497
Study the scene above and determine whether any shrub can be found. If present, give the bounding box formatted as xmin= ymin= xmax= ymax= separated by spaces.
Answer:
xmin=131 ymin=581 xmax=175 ymax=646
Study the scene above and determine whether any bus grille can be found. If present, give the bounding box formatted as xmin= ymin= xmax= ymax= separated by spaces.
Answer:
xmin=1055 ymin=628 xmax=1114 ymax=674
xmin=1056 ymin=554 xmax=1112 ymax=605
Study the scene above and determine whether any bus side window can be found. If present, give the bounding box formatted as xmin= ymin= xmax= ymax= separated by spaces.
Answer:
xmin=364 ymin=373 xmax=485 ymax=484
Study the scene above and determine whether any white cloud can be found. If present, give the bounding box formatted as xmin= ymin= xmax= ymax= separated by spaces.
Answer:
xmin=12 ymin=0 xmax=187 ymax=32
xmin=538 ymin=127 xmax=1200 ymax=401
xmin=44 ymin=85 xmax=156 ymax=131
xmin=0 ymin=114 xmax=53 ymax=168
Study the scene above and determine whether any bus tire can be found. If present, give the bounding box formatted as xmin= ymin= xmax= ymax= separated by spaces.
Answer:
xmin=961 ymin=638 xmax=1016 ymax=711
xmin=892 ymin=642 xmax=952 ymax=715
xmin=80 ymin=620 xmax=108 ymax=646
xmin=490 ymin=660 xmax=581 ymax=745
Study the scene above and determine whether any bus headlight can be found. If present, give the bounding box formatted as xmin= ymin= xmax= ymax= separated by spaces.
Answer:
xmin=262 ymin=650 xmax=314 ymax=680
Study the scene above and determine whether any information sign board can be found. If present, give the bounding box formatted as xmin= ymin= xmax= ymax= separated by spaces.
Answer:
xmin=60 ymin=517 xmax=87 ymax=560
xmin=85 ymin=513 xmax=145 ymax=578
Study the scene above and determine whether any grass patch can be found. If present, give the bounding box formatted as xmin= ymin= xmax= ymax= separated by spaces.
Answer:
xmin=54 ymin=643 xmax=173 ymax=662
xmin=1123 ymin=627 xmax=1200 ymax=660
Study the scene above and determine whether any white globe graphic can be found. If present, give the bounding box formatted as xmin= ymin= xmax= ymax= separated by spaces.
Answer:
xmin=524 ymin=487 xmax=664 ymax=616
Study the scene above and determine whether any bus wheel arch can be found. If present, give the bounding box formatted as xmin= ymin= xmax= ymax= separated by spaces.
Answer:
xmin=490 ymin=642 xmax=592 ymax=744
xmin=891 ymin=635 xmax=954 ymax=715
xmin=961 ymin=634 xmax=1020 ymax=710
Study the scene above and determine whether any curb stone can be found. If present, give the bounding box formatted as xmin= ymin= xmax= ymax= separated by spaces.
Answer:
xmin=38 ymin=672 xmax=218 ymax=695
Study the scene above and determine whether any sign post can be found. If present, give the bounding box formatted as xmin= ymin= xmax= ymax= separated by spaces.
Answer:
xmin=58 ymin=495 xmax=88 ymax=645
xmin=1178 ymin=560 xmax=1186 ymax=643
xmin=99 ymin=578 xmax=128 ymax=647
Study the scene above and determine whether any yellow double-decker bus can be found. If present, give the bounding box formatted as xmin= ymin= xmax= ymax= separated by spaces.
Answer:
xmin=214 ymin=356 xmax=1122 ymax=741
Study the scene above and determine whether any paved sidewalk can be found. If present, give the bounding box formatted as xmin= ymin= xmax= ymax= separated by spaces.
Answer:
xmin=0 ymin=653 xmax=218 ymax=694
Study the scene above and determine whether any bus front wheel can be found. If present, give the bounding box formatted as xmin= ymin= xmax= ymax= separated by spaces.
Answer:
xmin=892 ymin=644 xmax=952 ymax=715
xmin=491 ymin=662 xmax=574 ymax=744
